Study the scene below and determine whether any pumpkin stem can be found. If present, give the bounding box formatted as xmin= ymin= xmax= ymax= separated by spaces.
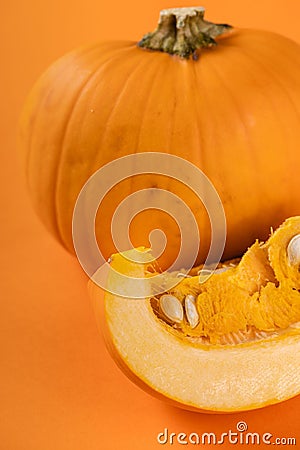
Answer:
xmin=137 ymin=7 xmax=232 ymax=59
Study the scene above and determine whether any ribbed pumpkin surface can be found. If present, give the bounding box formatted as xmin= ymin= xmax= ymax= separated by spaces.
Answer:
xmin=19 ymin=29 xmax=300 ymax=266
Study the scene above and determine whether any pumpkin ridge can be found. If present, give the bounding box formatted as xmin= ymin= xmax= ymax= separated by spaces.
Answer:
xmin=24 ymin=44 xmax=108 ymax=193
xmin=239 ymin=38 xmax=300 ymax=206
xmin=203 ymin=35 xmax=289 ymax=216
xmin=194 ymin=36 xmax=250 ymax=174
xmin=214 ymin=36 xmax=270 ymax=174
xmin=165 ymin=64 xmax=180 ymax=222
xmin=201 ymin=44 xmax=258 ymax=198
xmin=107 ymin=52 xmax=169 ymax=233
xmin=190 ymin=59 xmax=213 ymax=170
xmin=134 ymin=59 xmax=173 ymax=154
xmin=127 ymin=56 xmax=174 ymax=223
xmin=166 ymin=63 xmax=178 ymax=159
xmin=89 ymin=51 xmax=162 ymax=237
xmin=53 ymin=44 xmax=139 ymax=247
xmin=215 ymin=45 xmax=269 ymax=209
xmin=236 ymin=34 xmax=300 ymax=202
xmin=247 ymin=36 xmax=300 ymax=107
xmin=53 ymin=46 xmax=127 ymax=244
xmin=206 ymin=49 xmax=251 ymax=143
xmin=23 ymin=44 xmax=101 ymax=189
xmin=23 ymin=44 xmax=128 ymax=245
xmin=240 ymin=37 xmax=300 ymax=137
xmin=99 ymin=53 xmax=161 ymax=159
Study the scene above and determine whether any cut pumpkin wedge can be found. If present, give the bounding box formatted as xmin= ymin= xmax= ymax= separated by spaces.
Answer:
xmin=89 ymin=217 xmax=300 ymax=412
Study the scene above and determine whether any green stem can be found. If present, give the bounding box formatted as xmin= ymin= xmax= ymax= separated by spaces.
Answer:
xmin=138 ymin=7 xmax=232 ymax=59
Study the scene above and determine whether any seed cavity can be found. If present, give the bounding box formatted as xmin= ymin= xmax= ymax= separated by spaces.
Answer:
xmin=184 ymin=294 xmax=199 ymax=328
xmin=287 ymin=234 xmax=300 ymax=265
xmin=197 ymin=266 xmax=231 ymax=282
xmin=160 ymin=294 xmax=184 ymax=323
xmin=214 ymin=266 xmax=232 ymax=274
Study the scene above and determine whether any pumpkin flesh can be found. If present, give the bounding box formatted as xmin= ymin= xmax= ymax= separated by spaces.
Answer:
xmin=89 ymin=217 xmax=300 ymax=412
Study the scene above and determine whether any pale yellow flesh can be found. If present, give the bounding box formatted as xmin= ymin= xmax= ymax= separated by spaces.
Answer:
xmin=104 ymin=290 xmax=300 ymax=412
xmin=90 ymin=241 xmax=300 ymax=412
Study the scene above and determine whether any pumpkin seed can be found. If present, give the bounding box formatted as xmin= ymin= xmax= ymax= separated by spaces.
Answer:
xmin=160 ymin=294 xmax=184 ymax=323
xmin=287 ymin=234 xmax=300 ymax=265
xmin=184 ymin=294 xmax=199 ymax=329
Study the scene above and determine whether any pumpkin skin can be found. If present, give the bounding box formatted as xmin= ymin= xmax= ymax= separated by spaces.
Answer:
xmin=19 ymin=22 xmax=300 ymax=267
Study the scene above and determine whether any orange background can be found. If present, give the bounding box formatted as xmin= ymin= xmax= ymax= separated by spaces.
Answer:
xmin=2 ymin=0 xmax=300 ymax=449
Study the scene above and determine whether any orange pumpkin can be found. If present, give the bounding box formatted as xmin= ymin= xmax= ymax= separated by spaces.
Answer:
xmin=19 ymin=7 xmax=300 ymax=268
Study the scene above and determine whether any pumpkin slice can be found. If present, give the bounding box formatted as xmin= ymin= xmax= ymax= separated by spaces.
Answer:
xmin=89 ymin=217 xmax=300 ymax=412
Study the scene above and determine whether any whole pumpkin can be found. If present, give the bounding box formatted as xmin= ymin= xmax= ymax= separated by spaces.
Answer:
xmin=19 ymin=7 xmax=300 ymax=268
